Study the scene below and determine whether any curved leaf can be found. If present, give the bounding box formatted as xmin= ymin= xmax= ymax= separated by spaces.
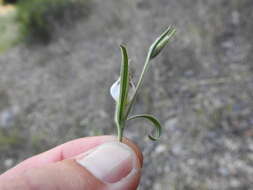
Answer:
xmin=127 ymin=114 xmax=162 ymax=141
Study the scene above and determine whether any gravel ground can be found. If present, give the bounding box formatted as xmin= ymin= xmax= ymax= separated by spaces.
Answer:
xmin=0 ymin=0 xmax=253 ymax=189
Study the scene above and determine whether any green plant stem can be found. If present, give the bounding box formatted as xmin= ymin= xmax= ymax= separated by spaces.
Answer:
xmin=125 ymin=53 xmax=152 ymax=118
xmin=117 ymin=122 xmax=124 ymax=142
xmin=125 ymin=27 xmax=176 ymax=118
xmin=115 ymin=104 xmax=124 ymax=142
xmin=115 ymin=118 xmax=124 ymax=141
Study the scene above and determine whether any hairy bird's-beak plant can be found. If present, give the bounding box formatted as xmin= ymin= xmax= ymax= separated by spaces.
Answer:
xmin=110 ymin=26 xmax=176 ymax=142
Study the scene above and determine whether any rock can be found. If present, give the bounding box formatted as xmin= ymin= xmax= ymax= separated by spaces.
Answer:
xmin=171 ymin=144 xmax=183 ymax=156
xmin=0 ymin=106 xmax=19 ymax=128
xmin=4 ymin=158 xmax=14 ymax=168
xmin=155 ymin=144 xmax=167 ymax=154
xmin=165 ymin=117 xmax=178 ymax=131
xmin=230 ymin=178 xmax=241 ymax=188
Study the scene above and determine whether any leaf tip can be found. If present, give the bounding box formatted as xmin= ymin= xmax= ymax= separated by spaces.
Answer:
xmin=148 ymin=135 xmax=158 ymax=141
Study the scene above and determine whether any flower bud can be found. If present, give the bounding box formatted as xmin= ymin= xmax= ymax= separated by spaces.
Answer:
xmin=150 ymin=27 xmax=176 ymax=59
xmin=150 ymin=35 xmax=171 ymax=59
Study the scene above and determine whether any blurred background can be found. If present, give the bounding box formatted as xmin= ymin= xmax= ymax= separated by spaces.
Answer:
xmin=0 ymin=0 xmax=253 ymax=189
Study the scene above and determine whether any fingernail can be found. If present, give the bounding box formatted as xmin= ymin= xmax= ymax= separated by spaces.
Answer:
xmin=76 ymin=142 xmax=137 ymax=183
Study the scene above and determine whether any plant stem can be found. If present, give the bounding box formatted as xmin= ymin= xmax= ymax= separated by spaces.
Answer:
xmin=125 ymin=52 xmax=152 ymax=117
xmin=117 ymin=121 xmax=124 ymax=142
xmin=125 ymin=27 xmax=176 ymax=118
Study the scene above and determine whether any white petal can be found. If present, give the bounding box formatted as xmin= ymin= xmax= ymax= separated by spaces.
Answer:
xmin=110 ymin=77 xmax=136 ymax=103
xmin=110 ymin=78 xmax=120 ymax=102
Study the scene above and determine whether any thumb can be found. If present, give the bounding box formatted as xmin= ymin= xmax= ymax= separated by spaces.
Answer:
xmin=1 ymin=142 xmax=142 ymax=190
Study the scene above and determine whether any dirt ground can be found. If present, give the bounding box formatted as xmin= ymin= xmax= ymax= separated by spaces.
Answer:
xmin=0 ymin=0 xmax=253 ymax=189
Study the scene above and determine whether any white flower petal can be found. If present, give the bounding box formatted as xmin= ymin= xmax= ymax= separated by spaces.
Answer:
xmin=110 ymin=77 xmax=136 ymax=103
xmin=110 ymin=78 xmax=120 ymax=102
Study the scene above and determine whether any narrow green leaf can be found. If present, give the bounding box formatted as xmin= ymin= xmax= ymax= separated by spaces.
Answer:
xmin=127 ymin=114 xmax=162 ymax=141
xmin=116 ymin=45 xmax=129 ymax=126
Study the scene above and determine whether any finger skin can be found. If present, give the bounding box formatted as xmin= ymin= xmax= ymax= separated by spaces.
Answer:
xmin=0 ymin=159 xmax=142 ymax=190
xmin=0 ymin=160 xmax=105 ymax=190
xmin=0 ymin=136 xmax=143 ymax=190
xmin=1 ymin=136 xmax=143 ymax=178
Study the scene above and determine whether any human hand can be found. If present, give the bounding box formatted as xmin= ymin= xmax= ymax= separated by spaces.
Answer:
xmin=0 ymin=136 xmax=143 ymax=190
